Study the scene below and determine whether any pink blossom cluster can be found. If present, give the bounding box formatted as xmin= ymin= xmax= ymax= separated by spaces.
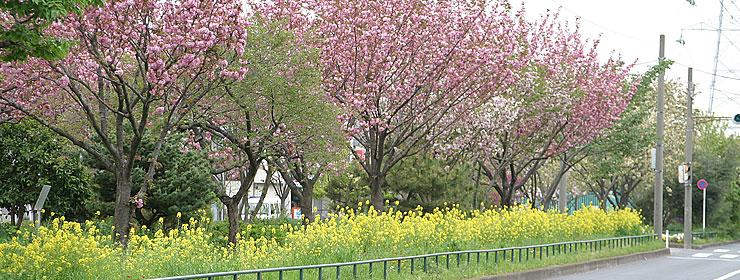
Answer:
xmin=0 ymin=0 xmax=249 ymax=140
xmin=443 ymin=11 xmax=637 ymax=163
xmin=258 ymin=0 xmax=526 ymax=139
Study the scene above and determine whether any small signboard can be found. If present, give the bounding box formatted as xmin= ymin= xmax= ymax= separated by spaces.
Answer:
xmin=34 ymin=185 xmax=52 ymax=210
xmin=291 ymin=207 xmax=302 ymax=219
xmin=697 ymin=179 xmax=708 ymax=190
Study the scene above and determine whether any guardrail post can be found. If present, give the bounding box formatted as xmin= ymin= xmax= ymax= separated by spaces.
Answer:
xmin=511 ymin=249 xmax=514 ymax=262
xmin=411 ymin=258 xmax=415 ymax=274
xmin=318 ymin=267 xmax=323 ymax=280
xmin=424 ymin=257 xmax=428 ymax=272
xmin=300 ymin=269 xmax=304 ymax=280
xmin=665 ymin=230 xmax=669 ymax=249
xmin=257 ymin=272 xmax=261 ymax=280
xmin=384 ymin=261 xmax=388 ymax=280
xmin=336 ymin=266 xmax=340 ymax=280
xmin=539 ymin=246 xmax=543 ymax=260
xmin=495 ymin=250 xmax=498 ymax=263
xmin=446 ymin=254 xmax=450 ymax=269
xmin=369 ymin=262 xmax=373 ymax=278
xmin=279 ymin=270 xmax=283 ymax=280
xmin=397 ymin=259 xmax=401 ymax=274
xmin=353 ymin=264 xmax=357 ymax=278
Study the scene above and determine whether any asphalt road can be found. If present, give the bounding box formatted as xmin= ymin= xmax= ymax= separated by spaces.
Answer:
xmin=552 ymin=242 xmax=740 ymax=280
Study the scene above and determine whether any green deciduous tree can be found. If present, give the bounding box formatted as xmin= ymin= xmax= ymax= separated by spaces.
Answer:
xmin=0 ymin=120 xmax=92 ymax=227
xmin=0 ymin=0 xmax=102 ymax=61
xmin=663 ymin=121 xmax=740 ymax=231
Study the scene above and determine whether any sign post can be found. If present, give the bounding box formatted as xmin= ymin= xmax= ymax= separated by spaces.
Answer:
xmin=697 ymin=179 xmax=708 ymax=233
xmin=33 ymin=185 xmax=52 ymax=237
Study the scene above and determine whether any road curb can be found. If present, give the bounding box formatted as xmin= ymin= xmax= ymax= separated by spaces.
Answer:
xmin=468 ymin=248 xmax=670 ymax=280
xmin=669 ymin=239 xmax=740 ymax=249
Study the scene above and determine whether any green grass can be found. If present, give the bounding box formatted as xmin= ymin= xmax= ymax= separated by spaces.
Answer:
xmin=693 ymin=236 xmax=738 ymax=245
xmin=419 ymin=241 xmax=664 ymax=280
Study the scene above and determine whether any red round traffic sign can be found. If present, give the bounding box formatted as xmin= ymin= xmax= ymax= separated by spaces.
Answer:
xmin=697 ymin=179 xmax=708 ymax=190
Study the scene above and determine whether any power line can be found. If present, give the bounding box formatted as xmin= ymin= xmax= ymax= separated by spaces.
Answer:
xmin=634 ymin=59 xmax=658 ymax=66
xmin=673 ymin=61 xmax=740 ymax=81
xmin=549 ymin=0 xmax=650 ymax=42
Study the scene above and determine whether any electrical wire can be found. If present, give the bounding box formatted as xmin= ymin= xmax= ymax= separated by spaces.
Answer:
xmin=674 ymin=61 xmax=740 ymax=81
xmin=549 ymin=0 xmax=650 ymax=42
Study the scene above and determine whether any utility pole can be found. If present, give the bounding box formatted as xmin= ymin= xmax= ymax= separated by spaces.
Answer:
xmin=684 ymin=68 xmax=694 ymax=249
xmin=655 ymin=35 xmax=666 ymax=237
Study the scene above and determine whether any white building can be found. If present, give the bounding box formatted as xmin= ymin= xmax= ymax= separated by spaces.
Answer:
xmin=211 ymin=161 xmax=294 ymax=221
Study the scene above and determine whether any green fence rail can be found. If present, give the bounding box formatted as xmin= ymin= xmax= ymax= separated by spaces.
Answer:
xmin=150 ymin=234 xmax=658 ymax=280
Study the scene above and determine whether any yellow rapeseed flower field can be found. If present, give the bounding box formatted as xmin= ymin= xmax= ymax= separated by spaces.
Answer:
xmin=0 ymin=204 xmax=647 ymax=279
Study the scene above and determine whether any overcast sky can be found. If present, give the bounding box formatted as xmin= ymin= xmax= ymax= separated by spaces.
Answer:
xmin=515 ymin=0 xmax=740 ymax=128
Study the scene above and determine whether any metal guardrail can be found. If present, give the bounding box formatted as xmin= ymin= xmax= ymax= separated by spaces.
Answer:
xmin=151 ymin=234 xmax=657 ymax=280
xmin=692 ymin=231 xmax=717 ymax=238
xmin=664 ymin=231 xmax=718 ymax=238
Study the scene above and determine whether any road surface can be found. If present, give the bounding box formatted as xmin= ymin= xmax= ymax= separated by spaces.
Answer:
xmin=552 ymin=242 xmax=740 ymax=280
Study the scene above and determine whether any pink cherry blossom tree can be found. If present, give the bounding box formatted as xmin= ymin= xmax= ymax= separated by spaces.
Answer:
xmin=0 ymin=0 xmax=248 ymax=244
xmin=259 ymin=0 xmax=527 ymax=211
xmin=443 ymin=12 xmax=638 ymax=207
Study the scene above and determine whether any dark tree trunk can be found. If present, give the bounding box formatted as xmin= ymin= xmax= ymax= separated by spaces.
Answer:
xmin=225 ymin=199 xmax=240 ymax=245
xmin=10 ymin=204 xmax=22 ymax=229
xmin=369 ymin=175 xmax=385 ymax=213
xmin=113 ymin=170 xmax=133 ymax=245
xmin=300 ymin=181 xmax=315 ymax=225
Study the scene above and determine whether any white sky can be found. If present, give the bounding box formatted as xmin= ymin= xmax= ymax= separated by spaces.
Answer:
xmin=515 ymin=0 xmax=740 ymax=129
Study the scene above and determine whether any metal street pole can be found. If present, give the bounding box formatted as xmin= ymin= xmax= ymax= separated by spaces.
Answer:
xmin=684 ymin=68 xmax=693 ymax=249
xmin=655 ymin=35 xmax=666 ymax=236
xmin=703 ymin=187 xmax=706 ymax=233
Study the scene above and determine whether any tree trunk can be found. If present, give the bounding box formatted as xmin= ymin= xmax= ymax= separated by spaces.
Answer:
xmin=369 ymin=175 xmax=385 ymax=213
xmin=541 ymin=161 xmax=569 ymax=210
xmin=300 ymin=181 xmax=314 ymax=225
xmin=279 ymin=190 xmax=288 ymax=216
xmin=10 ymin=204 xmax=22 ymax=229
xmin=113 ymin=170 xmax=133 ymax=245
xmin=248 ymin=183 xmax=269 ymax=223
xmin=225 ymin=199 xmax=240 ymax=245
